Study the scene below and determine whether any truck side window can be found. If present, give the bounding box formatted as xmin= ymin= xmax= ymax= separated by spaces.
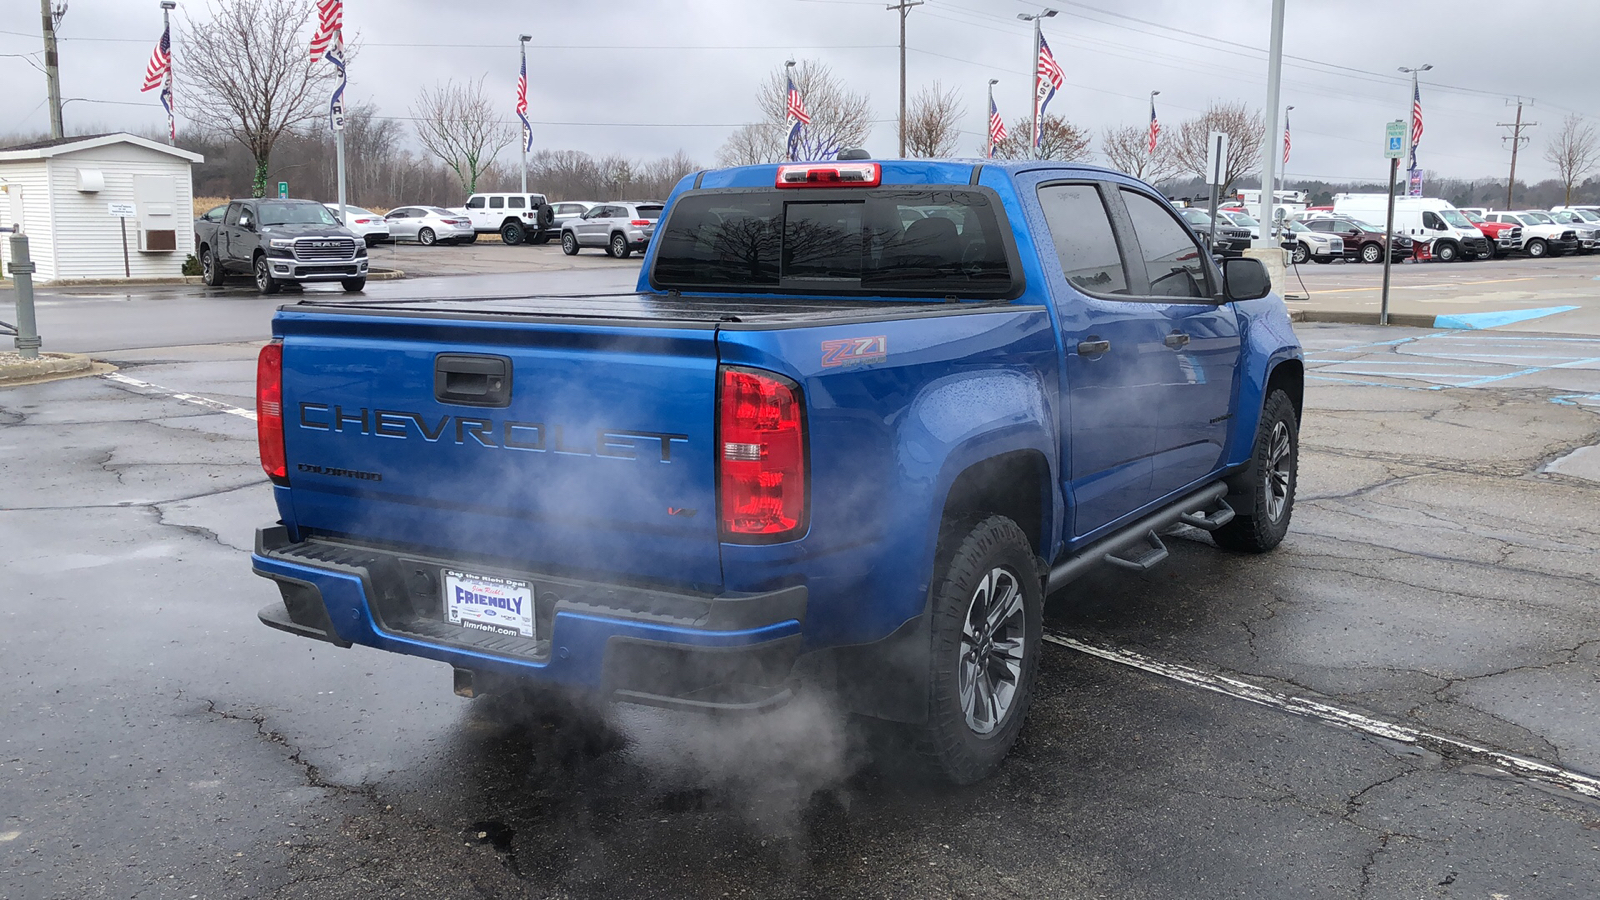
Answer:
xmin=507 ymin=196 xmax=526 ymax=209
xmin=224 ymin=203 xmax=243 ymax=227
xmin=1119 ymin=189 xmax=1209 ymax=299
xmin=1423 ymin=212 xmax=1443 ymax=230
xmin=466 ymin=197 xmax=486 ymax=209
xmin=1036 ymin=184 xmax=1127 ymax=296
xmin=489 ymin=197 xmax=505 ymax=210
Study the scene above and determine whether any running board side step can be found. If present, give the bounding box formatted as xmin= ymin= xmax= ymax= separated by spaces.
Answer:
xmin=1046 ymin=482 xmax=1229 ymax=594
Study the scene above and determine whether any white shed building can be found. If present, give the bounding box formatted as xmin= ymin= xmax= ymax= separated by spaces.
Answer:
xmin=0 ymin=133 xmax=203 ymax=283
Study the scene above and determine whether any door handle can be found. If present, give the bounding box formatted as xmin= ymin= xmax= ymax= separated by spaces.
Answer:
xmin=434 ymin=354 xmax=512 ymax=407
xmin=1076 ymin=339 xmax=1111 ymax=356
xmin=1164 ymin=331 xmax=1191 ymax=349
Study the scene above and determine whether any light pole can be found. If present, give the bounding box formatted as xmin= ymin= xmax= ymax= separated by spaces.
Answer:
xmin=1148 ymin=90 xmax=1160 ymax=175
xmin=987 ymin=78 xmax=999 ymax=158
xmin=1399 ymin=64 xmax=1431 ymax=196
xmin=1255 ymin=0 xmax=1285 ymax=249
xmin=161 ymin=1 xmax=176 ymax=146
xmin=519 ymin=34 xmax=531 ymax=193
xmin=1017 ymin=8 xmax=1056 ymax=161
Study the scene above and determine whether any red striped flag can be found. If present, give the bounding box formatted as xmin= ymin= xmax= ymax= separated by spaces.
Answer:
xmin=1282 ymin=114 xmax=1291 ymax=165
xmin=988 ymin=96 xmax=1007 ymax=157
xmin=1147 ymin=101 xmax=1160 ymax=155
xmin=786 ymin=77 xmax=811 ymax=126
xmin=140 ymin=23 xmax=171 ymax=92
xmin=310 ymin=0 xmax=343 ymax=62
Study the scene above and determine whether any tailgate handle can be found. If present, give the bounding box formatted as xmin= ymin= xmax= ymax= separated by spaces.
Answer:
xmin=434 ymin=354 xmax=512 ymax=407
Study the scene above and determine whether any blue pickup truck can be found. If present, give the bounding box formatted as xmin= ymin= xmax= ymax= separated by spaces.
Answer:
xmin=250 ymin=157 xmax=1303 ymax=783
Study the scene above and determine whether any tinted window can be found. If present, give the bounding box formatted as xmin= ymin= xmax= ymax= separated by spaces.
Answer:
xmin=1036 ymin=184 xmax=1127 ymax=296
xmin=223 ymin=203 xmax=243 ymax=227
xmin=652 ymin=189 xmax=1014 ymax=296
xmin=489 ymin=197 xmax=504 ymax=209
xmin=257 ymin=202 xmax=336 ymax=226
xmin=1120 ymin=189 xmax=1210 ymax=299
xmin=1308 ymin=220 xmax=1333 ymax=231
xmin=1422 ymin=211 xmax=1442 ymax=229
xmin=636 ymin=204 xmax=664 ymax=219
xmin=466 ymin=197 xmax=486 ymax=209
xmin=507 ymin=196 xmax=526 ymax=209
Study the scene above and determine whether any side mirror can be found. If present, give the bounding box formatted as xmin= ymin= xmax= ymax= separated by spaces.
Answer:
xmin=1222 ymin=257 xmax=1272 ymax=302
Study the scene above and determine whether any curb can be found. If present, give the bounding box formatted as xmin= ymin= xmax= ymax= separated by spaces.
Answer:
xmin=0 ymin=351 xmax=93 ymax=385
xmin=0 ymin=269 xmax=404 ymax=288
xmin=1291 ymin=310 xmax=1437 ymax=328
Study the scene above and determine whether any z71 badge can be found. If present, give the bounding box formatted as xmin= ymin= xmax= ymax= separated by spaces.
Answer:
xmin=821 ymin=335 xmax=888 ymax=368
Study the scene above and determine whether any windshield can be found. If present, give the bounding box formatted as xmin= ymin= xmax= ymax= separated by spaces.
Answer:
xmin=425 ymin=207 xmax=459 ymax=217
xmin=1523 ymin=211 xmax=1555 ymax=225
xmin=1577 ymin=210 xmax=1600 ymax=223
xmin=1345 ymin=219 xmax=1381 ymax=233
xmin=1461 ymin=210 xmax=1486 ymax=224
xmin=1287 ymin=220 xmax=1309 ymax=234
xmin=651 ymin=188 xmax=1016 ymax=297
xmin=1439 ymin=209 xmax=1474 ymax=229
xmin=1180 ymin=208 xmax=1212 ymax=227
xmin=259 ymin=202 xmax=338 ymax=226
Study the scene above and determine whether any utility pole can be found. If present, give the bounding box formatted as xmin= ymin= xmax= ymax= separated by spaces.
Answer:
xmin=1498 ymin=98 xmax=1536 ymax=209
xmin=40 ymin=0 xmax=65 ymax=139
xmin=1017 ymin=8 xmax=1057 ymax=161
xmin=886 ymin=0 xmax=923 ymax=158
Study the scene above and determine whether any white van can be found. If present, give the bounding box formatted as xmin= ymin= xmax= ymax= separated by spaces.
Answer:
xmin=1331 ymin=195 xmax=1489 ymax=262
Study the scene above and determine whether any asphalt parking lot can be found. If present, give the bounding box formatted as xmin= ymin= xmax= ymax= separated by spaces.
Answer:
xmin=4 ymin=264 xmax=1600 ymax=898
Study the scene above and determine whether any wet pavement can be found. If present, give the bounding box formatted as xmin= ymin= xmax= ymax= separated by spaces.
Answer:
xmin=3 ymin=320 xmax=1600 ymax=899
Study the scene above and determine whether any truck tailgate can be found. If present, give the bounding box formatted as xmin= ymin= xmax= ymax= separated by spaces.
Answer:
xmin=276 ymin=313 xmax=722 ymax=590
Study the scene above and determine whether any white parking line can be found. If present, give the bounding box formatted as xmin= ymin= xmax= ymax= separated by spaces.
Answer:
xmin=100 ymin=372 xmax=257 ymax=421
xmin=1044 ymin=632 xmax=1600 ymax=801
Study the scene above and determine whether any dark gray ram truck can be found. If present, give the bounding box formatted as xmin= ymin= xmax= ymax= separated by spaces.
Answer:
xmin=194 ymin=199 xmax=369 ymax=294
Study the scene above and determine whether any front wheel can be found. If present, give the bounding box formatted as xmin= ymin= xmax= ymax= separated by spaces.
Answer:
xmin=1360 ymin=243 xmax=1383 ymax=264
xmin=1525 ymin=238 xmax=1548 ymax=258
xmin=561 ymin=232 xmax=580 ymax=256
xmin=1291 ymin=244 xmax=1309 ymax=265
xmin=1213 ymin=389 xmax=1298 ymax=553
xmin=1312 ymin=255 xmax=1333 ymax=264
xmin=252 ymin=255 xmax=280 ymax=295
xmin=609 ymin=233 xmax=632 ymax=259
xmin=418 ymin=227 xmax=436 ymax=247
xmin=340 ymin=277 xmax=366 ymax=293
xmin=501 ymin=221 xmax=525 ymax=245
xmin=912 ymin=515 xmax=1042 ymax=785
xmin=1434 ymin=241 xmax=1458 ymax=262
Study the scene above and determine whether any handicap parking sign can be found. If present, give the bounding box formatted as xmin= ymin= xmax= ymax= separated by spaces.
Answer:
xmin=1384 ymin=120 xmax=1406 ymax=159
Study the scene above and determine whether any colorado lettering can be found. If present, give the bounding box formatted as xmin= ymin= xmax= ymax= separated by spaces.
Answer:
xmin=454 ymin=586 xmax=523 ymax=616
xmin=297 ymin=404 xmax=688 ymax=462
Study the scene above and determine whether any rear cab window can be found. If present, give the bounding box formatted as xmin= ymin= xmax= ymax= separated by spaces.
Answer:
xmin=650 ymin=188 xmax=1018 ymax=298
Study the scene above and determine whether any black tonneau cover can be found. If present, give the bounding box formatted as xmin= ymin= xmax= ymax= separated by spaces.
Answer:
xmin=289 ymin=291 xmax=1028 ymax=327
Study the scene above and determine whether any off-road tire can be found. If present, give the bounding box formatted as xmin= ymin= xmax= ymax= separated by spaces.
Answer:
xmin=252 ymin=254 xmax=280 ymax=295
xmin=1213 ymin=389 xmax=1298 ymax=553
xmin=530 ymin=233 xmax=550 ymax=245
xmin=501 ymin=221 xmax=525 ymax=245
xmin=200 ymin=246 xmax=225 ymax=286
xmin=910 ymin=515 xmax=1042 ymax=785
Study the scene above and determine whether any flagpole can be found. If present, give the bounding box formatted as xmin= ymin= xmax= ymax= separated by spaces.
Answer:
xmin=986 ymin=79 xmax=996 ymax=158
xmin=1018 ymin=9 xmax=1057 ymax=161
xmin=1148 ymin=89 xmax=1159 ymax=176
xmin=161 ymin=1 xmax=175 ymax=145
xmin=333 ymin=32 xmax=347 ymax=226
xmin=519 ymin=35 xmax=530 ymax=194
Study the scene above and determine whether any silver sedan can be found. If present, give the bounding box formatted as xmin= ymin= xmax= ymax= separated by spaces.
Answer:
xmin=382 ymin=206 xmax=476 ymax=246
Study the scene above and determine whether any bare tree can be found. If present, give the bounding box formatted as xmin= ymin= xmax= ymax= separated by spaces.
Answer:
xmin=1544 ymin=113 xmax=1599 ymax=206
xmin=904 ymin=81 xmax=964 ymax=158
xmin=991 ymin=115 xmax=1092 ymax=162
xmin=717 ymin=60 xmax=873 ymax=164
xmin=411 ymin=76 xmax=515 ymax=196
xmin=1102 ymin=123 xmax=1178 ymax=185
xmin=1170 ymin=101 xmax=1264 ymax=198
xmin=178 ymin=0 xmax=338 ymax=197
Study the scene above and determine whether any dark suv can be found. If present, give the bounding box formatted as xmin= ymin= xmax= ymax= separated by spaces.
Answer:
xmin=1304 ymin=216 xmax=1414 ymax=264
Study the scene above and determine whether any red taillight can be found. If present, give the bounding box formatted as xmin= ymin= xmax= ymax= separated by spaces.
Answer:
xmin=775 ymin=162 xmax=881 ymax=188
xmin=630 ymin=219 xmax=651 ymax=226
xmin=256 ymin=341 xmax=287 ymax=484
xmin=718 ymin=366 xmax=807 ymax=540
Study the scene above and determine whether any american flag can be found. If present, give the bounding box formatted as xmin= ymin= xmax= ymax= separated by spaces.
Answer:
xmin=988 ymin=96 xmax=1008 ymax=157
xmin=516 ymin=54 xmax=532 ymax=152
xmin=310 ymin=0 xmax=343 ymax=62
xmin=141 ymin=23 xmax=171 ymax=92
xmin=786 ymin=77 xmax=811 ymax=126
xmin=1147 ymin=100 xmax=1160 ymax=155
xmin=1034 ymin=35 xmax=1064 ymax=148
xmin=1409 ymin=81 xmax=1424 ymax=168
xmin=1282 ymin=113 xmax=1291 ymax=165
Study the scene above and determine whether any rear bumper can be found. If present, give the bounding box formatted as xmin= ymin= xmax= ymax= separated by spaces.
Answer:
xmin=250 ymin=526 xmax=806 ymax=711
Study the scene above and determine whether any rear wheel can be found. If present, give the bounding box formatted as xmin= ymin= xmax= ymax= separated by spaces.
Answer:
xmin=252 ymin=254 xmax=280 ymax=295
xmin=530 ymin=233 xmax=550 ymax=246
xmin=341 ymin=277 xmax=366 ymax=292
xmin=200 ymin=246 xmax=225 ymax=286
xmin=561 ymin=231 xmax=580 ymax=256
xmin=1525 ymin=238 xmax=1548 ymax=258
xmin=418 ymin=227 xmax=436 ymax=247
xmin=501 ymin=221 xmax=525 ymax=245
xmin=1213 ymin=389 xmax=1298 ymax=553
xmin=460 ymin=232 xmax=478 ymax=245
xmin=1360 ymin=243 xmax=1383 ymax=264
xmin=609 ymin=233 xmax=631 ymax=259
xmin=910 ymin=515 xmax=1042 ymax=785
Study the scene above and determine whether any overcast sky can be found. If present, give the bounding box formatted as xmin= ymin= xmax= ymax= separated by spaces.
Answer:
xmin=3 ymin=0 xmax=1596 ymax=186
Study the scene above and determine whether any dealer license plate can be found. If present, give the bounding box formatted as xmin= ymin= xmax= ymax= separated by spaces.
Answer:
xmin=443 ymin=570 xmax=534 ymax=639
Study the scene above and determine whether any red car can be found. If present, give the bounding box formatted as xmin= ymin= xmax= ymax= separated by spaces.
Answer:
xmin=1460 ymin=210 xmax=1522 ymax=258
